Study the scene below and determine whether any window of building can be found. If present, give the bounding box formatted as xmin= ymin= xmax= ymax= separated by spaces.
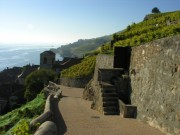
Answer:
xmin=43 ymin=57 xmax=47 ymax=64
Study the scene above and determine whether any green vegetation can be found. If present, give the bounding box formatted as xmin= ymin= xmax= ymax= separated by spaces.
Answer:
xmin=11 ymin=119 xmax=30 ymax=135
xmin=100 ymin=42 xmax=113 ymax=54
xmin=84 ymin=49 xmax=101 ymax=57
xmin=55 ymin=35 xmax=112 ymax=57
xmin=24 ymin=69 xmax=56 ymax=101
xmin=61 ymin=56 xmax=96 ymax=78
xmin=0 ymin=93 xmax=45 ymax=135
xmin=111 ymin=11 xmax=180 ymax=48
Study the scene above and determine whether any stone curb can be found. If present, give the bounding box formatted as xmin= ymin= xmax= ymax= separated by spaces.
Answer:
xmin=30 ymin=89 xmax=61 ymax=135
xmin=34 ymin=121 xmax=57 ymax=135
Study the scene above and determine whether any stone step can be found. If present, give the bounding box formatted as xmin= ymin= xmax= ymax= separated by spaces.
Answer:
xmin=101 ymin=88 xmax=116 ymax=93
xmin=102 ymin=97 xmax=118 ymax=102
xmin=103 ymin=111 xmax=119 ymax=115
xmin=102 ymin=93 xmax=118 ymax=97
xmin=103 ymin=106 xmax=119 ymax=112
xmin=103 ymin=101 xmax=118 ymax=107
xmin=99 ymin=81 xmax=113 ymax=86
xmin=99 ymin=82 xmax=114 ymax=88
xmin=101 ymin=85 xmax=116 ymax=90
xmin=122 ymin=74 xmax=129 ymax=79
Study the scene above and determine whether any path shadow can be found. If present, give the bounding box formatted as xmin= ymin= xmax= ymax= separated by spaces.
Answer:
xmin=52 ymin=98 xmax=67 ymax=135
xmin=62 ymin=95 xmax=68 ymax=98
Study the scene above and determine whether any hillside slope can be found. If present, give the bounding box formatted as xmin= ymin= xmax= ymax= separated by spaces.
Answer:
xmin=55 ymin=11 xmax=180 ymax=57
xmin=54 ymin=35 xmax=112 ymax=57
xmin=59 ymin=10 xmax=180 ymax=82
xmin=112 ymin=11 xmax=180 ymax=47
xmin=61 ymin=56 xmax=96 ymax=78
xmin=0 ymin=93 xmax=45 ymax=134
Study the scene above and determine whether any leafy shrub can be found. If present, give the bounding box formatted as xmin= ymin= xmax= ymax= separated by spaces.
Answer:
xmin=11 ymin=119 xmax=30 ymax=135
xmin=100 ymin=42 xmax=113 ymax=54
xmin=24 ymin=69 xmax=56 ymax=101
xmin=61 ymin=56 xmax=96 ymax=78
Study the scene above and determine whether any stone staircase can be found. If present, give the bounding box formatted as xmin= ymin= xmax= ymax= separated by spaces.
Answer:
xmin=100 ymin=82 xmax=119 ymax=115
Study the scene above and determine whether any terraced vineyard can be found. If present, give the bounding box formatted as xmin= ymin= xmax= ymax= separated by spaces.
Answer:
xmin=61 ymin=56 xmax=96 ymax=78
xmin=101 ymin=11 xmax=180 ymax=52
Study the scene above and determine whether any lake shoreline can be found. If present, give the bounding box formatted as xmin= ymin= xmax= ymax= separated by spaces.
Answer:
xmin=0 ymin=44 xmax=62 ymax=71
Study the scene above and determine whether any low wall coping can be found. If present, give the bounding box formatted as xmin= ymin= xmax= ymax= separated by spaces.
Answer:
xmin=119 ymin=100 xmax=137 ymax=118
xmin=34 ymin=121 xmax=57 ymax=135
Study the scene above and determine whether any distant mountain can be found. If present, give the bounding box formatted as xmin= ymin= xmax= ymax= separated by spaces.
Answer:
xmin=53 ymin=35 xmax=112 ymax=57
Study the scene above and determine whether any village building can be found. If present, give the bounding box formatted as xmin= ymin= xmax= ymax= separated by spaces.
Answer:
xmin=40 ymin=51 xmax=55 ymax=69
xmin=40 ymin=50 xmax=83 ymax=75
xmin=0 ymin=50 xmax=83 ymax=113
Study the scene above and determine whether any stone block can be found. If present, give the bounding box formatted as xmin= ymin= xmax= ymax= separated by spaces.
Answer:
xmin=34 ymin=121 xmax=57 ymax=135
xmin=60 ymin=76 xmax=91 ymax=88
xmin=30 ymin=110 xmax=53 ymax=128
xmin=119 ymin=100 xmax=137 ymax=118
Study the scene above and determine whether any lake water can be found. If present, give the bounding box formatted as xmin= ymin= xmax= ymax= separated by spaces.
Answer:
xmin=0 ymin=44 xmax=62 ymax=71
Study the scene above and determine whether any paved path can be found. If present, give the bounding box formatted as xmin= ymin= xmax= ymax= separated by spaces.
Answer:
xmin=53 ymin=85 xmax=165 ymax=135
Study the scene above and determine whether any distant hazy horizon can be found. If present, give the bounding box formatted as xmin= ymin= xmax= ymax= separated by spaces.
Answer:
xmin=0 ymin=43 xmax=63 ymax=47
xmin=0 ymin=44 xmax=62 ymax=71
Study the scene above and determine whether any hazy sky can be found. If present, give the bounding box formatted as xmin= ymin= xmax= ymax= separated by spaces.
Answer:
xmin=0 ymin=0 xmax=179 ymax=45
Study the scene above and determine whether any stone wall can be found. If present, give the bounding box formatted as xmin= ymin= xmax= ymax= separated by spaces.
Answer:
xmin=130 ymin=35 xmax=180 ymax=135
xmin=84 ymin=53 xmax=131 ymax=110
xmin=30 ymin=94 xmax=54 ymax=128
xmin=30 ymin=82 xmax=62 ymax=135
xmin=93 ymin=54 xmax=114 ymax=82
xmin=83 ymin=54 xmax=114 ymax=111
xmin=97 ymin=68 xmax=124 ymax=83
xmin=60 ymin=76 xmax=91 ymax=88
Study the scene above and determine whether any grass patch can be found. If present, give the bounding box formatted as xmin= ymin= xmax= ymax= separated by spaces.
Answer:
xmin=0 ymin=93 xmax=45 ymax=135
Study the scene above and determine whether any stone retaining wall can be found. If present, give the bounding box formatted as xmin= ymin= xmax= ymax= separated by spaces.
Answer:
xmin=130 ymin=35 xmax=180 ymax=135
xmin=84 ymin=35 xmax=180 ymax=135
xmin=60 ymin=76 xmax=91 ymax=88
xmin=30 ymin=95 xmax=53 ymax=128
xmin=93 ymin=54 xmax=114 ymax=82
xmin=34 ymin=121 xmax=57 ymax=135
xmin=118 ymin=100 xmax=137 ymax=118
xmin=30 ymin=82 xmax=62 ymax=135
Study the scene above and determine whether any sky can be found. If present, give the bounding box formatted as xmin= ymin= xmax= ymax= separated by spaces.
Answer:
xmin=0 ymin=0 xmax=179 ymax=45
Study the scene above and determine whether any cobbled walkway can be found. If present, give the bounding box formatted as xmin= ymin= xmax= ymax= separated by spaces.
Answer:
xmin=53 ymin=85 xmax=165 ymax=135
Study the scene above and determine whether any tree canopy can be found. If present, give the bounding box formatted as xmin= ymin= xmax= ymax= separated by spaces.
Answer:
xmin=24 ymin=69 xmax=56 ymax=101
xmin=152 ymin=7 xmax=161 ymax=13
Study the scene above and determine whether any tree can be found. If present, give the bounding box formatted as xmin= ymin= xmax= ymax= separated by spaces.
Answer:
xmin=152 ymin=7 xmax=161 ymax=13
xmin=126 ymin=25 xmax=131 ymax=31
xmin=24 ymin=69 xmax=56 ymax=101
